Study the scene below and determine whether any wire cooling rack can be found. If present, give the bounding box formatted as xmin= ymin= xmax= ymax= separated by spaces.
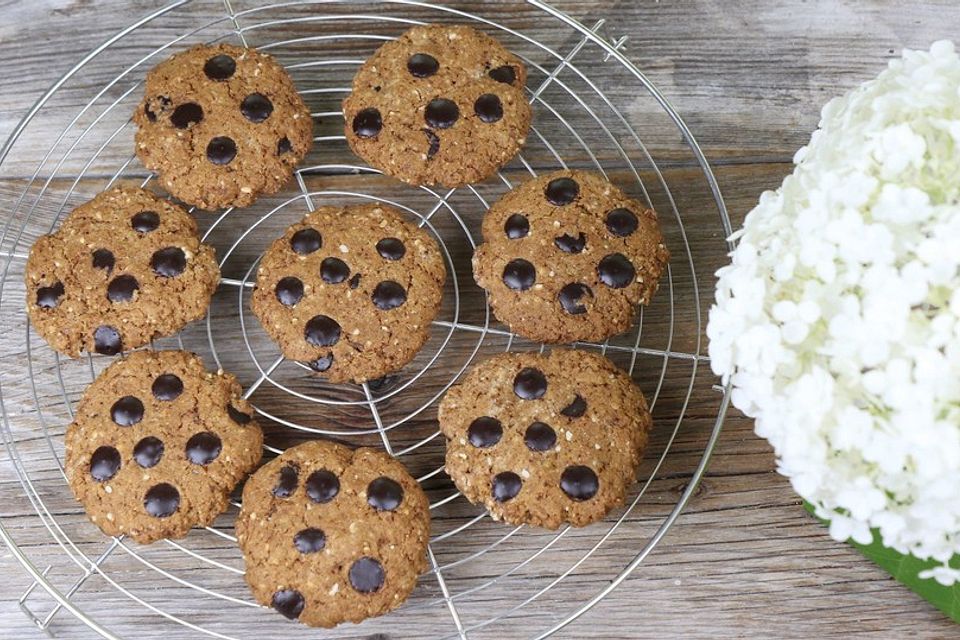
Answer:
xmin=0 ymin=1 xmax=731 ymax=638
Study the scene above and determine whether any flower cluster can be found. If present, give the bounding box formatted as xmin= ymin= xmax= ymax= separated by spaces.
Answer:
xmin=709 ymin=41 xmax=960 ymax=584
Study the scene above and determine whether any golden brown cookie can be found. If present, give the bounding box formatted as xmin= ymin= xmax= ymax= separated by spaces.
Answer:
xmin=64 ymin=350 xmax=263 ymax=544
xmin=133 ymin=44 xmax=313 ymax=210
xmin=25 ymin=186 xmax=220 ymax=357
xmin=236 ymin=440 xmax=430 ymax=627
xmin=472 ymin=170 xmax=670 ymax=343
xmin=251 ymin=203 xmax=446 ymax=383
xmin=343 ymin=24 xmax=531 ymax=187
xmin=439 ymin=349 xmax=651 ymax=529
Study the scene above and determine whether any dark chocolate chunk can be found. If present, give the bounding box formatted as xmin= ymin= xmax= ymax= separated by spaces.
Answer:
xmin=204 ymin=54 xmax=236 ymax=80
xmin=320 ymin=257 xmax=350 ymax=284
xmin=293 ymin=527 xmax=326 ymax=554
xmin=524 ymin=421 xmax=557 ymax=452
xmin=367 ymin=476 xmax=403 ymax=511
xmin=408 ymin=53 xmax=439 ymax=77
xmin=150 ymin=247 xmax=187 ymax=277
xmin=504 ymin=214 xmax=529 ymax=239
xmin=206 ymin=136 xmax=237 ymax=165
xmin=513 ymin=367 xmax=547 ymax=400
xmin=560 ymin=465 xmax=599 ymax=501
xmin=90 ymin=446 xmax=121 ymax=482
xmin=305 ymin=469 xmax=340 ymax=504
xmin=144 ymin=482 xmax=180 ymax=518
xmin=353 ymin=108 xmax=383 ymax=138
xmin=304 ymin=315 xmax=341 ymax=347
xmin=185 ymin=431 xmax=221 ymax=465
xmin=597 ymin=253 xmax=636 ymax=289
xmin=376 ymin=237 xmax=405 ymax=261
xmin=133 ymin=436 xmax=164 ymax=469
xmin=36 ymin=282 xmax=64 ymax=309
xmin=545 ymin=177 xmax=579 ymax=206
xmin=111 ymin=395 xmax=144 ymax=427
xmin=290 ymin=228 xmax=322 ymax=255
xmin=474 ymin=93 xmax=503 ymax=123
xmin=425 ymin=98 xmax=459 ymax=129
xmin=152 ymin=373 xmax=183 ymax=401
xmin=241 ymin=93 xmax=273 ymax=123
xmin=492 ymin=471 xmax=522 ymax=502
xmin=558 ymin=283 xmax=592 ymax=315
xmin=372 ymin=281 xmax=407 ymax=311
xmin=106 ymin=275 xmax=139 ymax=303
xmin=349 ymin=557 xmax=385 ymax=593
xmin=502 ymin=258 xmax=535 ymax=291
xmin=275 ymin=276 xmax=304 ymax=306
xmin=468 ymin=416 xmax=502 ymax=448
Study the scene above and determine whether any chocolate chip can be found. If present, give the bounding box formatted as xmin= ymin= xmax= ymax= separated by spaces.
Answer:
xmin=227 ymin=404 xmax=252 ymax=424
xmin=558 ymin=283 xmax=592 ymax=315
xmin=561 ymin=465 xmax=599 ymax=501
xmin=492 ymin=471 xmax=522 ymax=502
xmin=560 ymin=394 xmax=587 ymax=418
xmin=502 ymin=258 xmax=535 ymax=291
xmin=554 ymin=232 xmax=586 ymax=254
xmin=290 ymin=228 xmax=322 ymax=255
xmin=133 ymin=436 xmax=164 ymax=469
xmin=504 ymin=214 xmax=529 ymax=239
xmin=186 ymin=432 xmax=221 ymax=465
xmin=304 ymin=315 xmax=341 ymax=347
xmin=92 ymin=249 xmax=114 ymax=272
xmin=425 ymin=98 xmax=459 ymax=129
xmin=275 ymin=276 xmax=304 ymax=306
xmin=170 ymin=103 xmax=203 ymax=129
xmin=90 ymin=446 xmax=121 ymax=482
xmin=468 ymin=416 xmax=502 ymax=448
xmin=597 ymin=253 xmax=636 ymax=289
xmin=423 ymin=128 xmax=440 ymax=158
xmin=131 ymin=211 xmax=159 ymax=233
xmin=524 ymin=421 xmax=557 ymax=452
xmin=353 ymin=107 xmax=382 ymax=138
xmin=474 ymin=93 xmax=503 ymax=123
xmin=144 ymin=483 xmax=180 ymax=517
xmin=36 ymin=282 xmax=64 ymax=309
xmin=150 ymin=247 xmax=187 ymax=278
xmin=305 ymin=469 xmax=339 ymax=503
xmin=204 ymin=54 xmax=236 ymax=80
xmin=145 ymin=104 xmax=157 ymax=122
xmin=545 ymin=177 xmax=580 ymax=206
xmin=273 ymin=464 xmax=299 ymax=498
xmin=206 ymin=136 xmax=237 ymax=165
xmin=320 ymin=257 xmax=350 ymax=284
xmin=111 ymin=395 xmax=144 ymax=426
xmin=93 ymin=325 xmax=122 ymax=355
xmin=606 ymin=208 xmax=639 ymax=237
xmin=348 ymin=273 xmax=361 ymax=290
xmin=376 ymin=237 xmax=405 ymax=261
xmin=293 ymin=528 xmax=326 ymax=554
xmin=106 ymin=275 xmax=138 ymax=303
xmin=152 ymin=373 xmax=183 ymax=401
xmin=277 ymin=137 xmax=293 ymax=155
xmin=349 ymin=557 xmax=385 ymax=593
xmin=367 ymin=477 xmax=403 ymax=511
xmin=514 ymin=367 xmax=547 ymax=400
xmin=372 ymin=281 xmax=406 ymax=310
xmin=241 ymin=93 xmax=273 ymax=123
xmin=489 ymin=65 xmax=517 ymax=85
xmin=408 ymin=53 xmax=439 ymax=77
xmin=308 ymin=355 xmax=334 ymax=372
xmin=271 ymin=589 xmax=304 ymax=620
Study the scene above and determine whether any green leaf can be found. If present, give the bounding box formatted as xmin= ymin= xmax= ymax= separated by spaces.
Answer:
xmin=804 ymin=502 xmax=960 ymax=622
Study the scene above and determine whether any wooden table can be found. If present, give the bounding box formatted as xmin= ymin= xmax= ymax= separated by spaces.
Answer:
xmin=0 ymin=1 xmax=957 ymax=638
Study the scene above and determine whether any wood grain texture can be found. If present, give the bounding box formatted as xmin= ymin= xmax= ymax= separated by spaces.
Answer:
xmin=0 ymin=1 xmax=958 ymax=639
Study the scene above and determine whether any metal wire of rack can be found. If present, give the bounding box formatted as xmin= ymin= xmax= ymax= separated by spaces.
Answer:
xmin=0 ymin=1 xmax=732 ymax=638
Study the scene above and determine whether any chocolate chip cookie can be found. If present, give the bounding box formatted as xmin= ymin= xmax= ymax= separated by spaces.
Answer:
xmin=343 ymin=24 xmax=531 ymax=187
xmin=25 ymin=186 xmax=220 ymax=357
xmin=134 ymin=44 xmax=313 ymax=210
xmin=236 ymin=440 xmax=429 ymax=627
xmin=439 ymin=349 xmax=651 ymax=529
xmin=472 ymin=170 xmax=670 ymax=343
xmin=251 ymin=203 xmax=446 ymax=383
xmin=64 ymin=350 xmax=263 ymax=544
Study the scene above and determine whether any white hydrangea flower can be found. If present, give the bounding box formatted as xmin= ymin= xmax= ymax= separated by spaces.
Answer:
xmin=709 ymin=41 xmax=960 ymax=582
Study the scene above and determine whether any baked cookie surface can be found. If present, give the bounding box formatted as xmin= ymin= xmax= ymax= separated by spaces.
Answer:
xmin=251 ymin=203 xmax=446 ymax=383
xmin=439 ymin=349 xmax=651 ymax=529
xmin=343 ymin=24 xmax=531 ymax=187
xmin=64 ymin=350 xmax=263 ymax=544
xmin=236 ymin=440 xmax=430 ymax=627
xmin=134 ymin=44 xmax=313 ymax=210
xmin=473 ymin=170 xmax=670 ymax=343
xmin=25 ymin=186 xmax=220 ymax=357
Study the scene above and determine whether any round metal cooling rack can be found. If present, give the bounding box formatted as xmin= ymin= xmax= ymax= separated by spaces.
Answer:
xmin=0 ymin=1 xmax=732 ymax=638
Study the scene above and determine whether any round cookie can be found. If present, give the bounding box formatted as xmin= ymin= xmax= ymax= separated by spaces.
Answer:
xmin=133 ymin=43 xmax=313 ymax=210
xmin=439 ymin=349 xmax=651 ymax=529
xmin=236 ymin=440 xmax=430 ymax=627
xmin=64 ymin=350 xmax=263 ymax=544
xmin=25 ymin=186 xmax=220 ymax=358
xmin=251 ymin=203 xmax=446 ymax=384
xmin=473 ymin=170 xmax=670 ymax=343
xmin=343 ymin=24 xmax=531 ymax=188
